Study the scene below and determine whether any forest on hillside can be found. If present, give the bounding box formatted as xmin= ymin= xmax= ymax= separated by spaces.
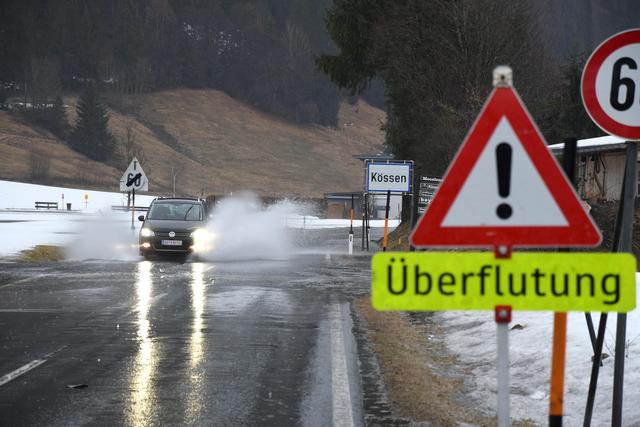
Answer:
xmin=0 ymin=0 xmax=623 ymax=180
xmin=317 ymin=0 xmax=609 ymax=177
xmin=0 ymin=0 xmax=345 ymax=126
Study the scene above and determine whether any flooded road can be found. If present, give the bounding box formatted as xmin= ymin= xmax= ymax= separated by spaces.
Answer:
xmin=0 ymin=229 xmax=386 ymax=426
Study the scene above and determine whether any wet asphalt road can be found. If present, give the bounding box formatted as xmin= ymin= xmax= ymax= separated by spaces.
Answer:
xmin=0 ymin=229 xmax=388 ymax=426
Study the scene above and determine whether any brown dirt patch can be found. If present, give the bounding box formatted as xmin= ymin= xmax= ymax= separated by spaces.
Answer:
xmin=385 ymin=221 xmax=412 ymax=251
xmin=354 ymin=297 xmax=495 ymax=426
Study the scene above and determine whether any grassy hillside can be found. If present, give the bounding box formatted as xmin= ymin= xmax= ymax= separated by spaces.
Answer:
xmin=0 ymin=89 xmax=385 ymax=198
xmin=0 ymin=112 xmax=122 ymax=189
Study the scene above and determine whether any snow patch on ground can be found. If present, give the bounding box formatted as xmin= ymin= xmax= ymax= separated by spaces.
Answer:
xmin=439 ymin=282 xmax=640 ymax=426
xmin=284 ymin=216 xmax=399 ymax=229
xmin=0 ymin=180 xmax=155 ymax=257
xmin=0 ymin=180 xmax=155 ymax=212
xmin=0 ymin=180 xmax=397 ymax=257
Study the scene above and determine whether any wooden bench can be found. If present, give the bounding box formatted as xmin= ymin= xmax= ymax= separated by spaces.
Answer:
xmin=35 ymin=201 xmax=58 ymax=210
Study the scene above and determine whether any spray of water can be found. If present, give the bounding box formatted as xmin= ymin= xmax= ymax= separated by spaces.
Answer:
xmin=63 ymin=193 xmax=312 ymax=262
xmin=64 ymin=212 xmax=140 ymax=261
xmin=197 ymin=193 xmax=301 ymax=261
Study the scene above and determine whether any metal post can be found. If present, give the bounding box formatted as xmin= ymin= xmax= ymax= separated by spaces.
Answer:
xmin=584 ymin=141 xmax=637 ymax=427
xmin=584 ymin=312 xmax=608 ymax=426
xmin=549 ymin=312 xmax=568 ymax=427
xmin=548 ymin=138 xmax=577 ymax=426
xmin=584 ymin=164 xmax=628 ymax=425
xmin=612 ymin=315 xmax=628 ymax=425
xmin=382 ymin=191 xmax=391 ymax=251
xmin=365 ymin=193 xmax=370 ymax=251
xmin=362 ymin=193 xmax=366 ymax=251
xmin=612 ymin=141 xmax=636 ymax=427
xmin=349 ymin=194 xmax=354 ymax=255
xmin=131 ymin=188 xmax=136 ymax=230
xmin=410 ymin=168 xmax=420 ymax=252
xmin=584 ymin=313 xmax=597 ymax=355
xmin=495 ymin=306 xmax=511 ymax=427
xmin=350 ymin=194 xmax=354 ymax=235
xmin=302 ymin=215 xmax=306 ymax=241
xmin=172 ymin=167 xmax=176 ymax=197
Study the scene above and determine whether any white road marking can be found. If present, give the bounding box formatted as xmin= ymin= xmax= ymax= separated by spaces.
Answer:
xmin=329 ymin=303 xmax=355 ymax=427
xmin=0 ymin=274 xmax=51 ymax=289
xmin=0 ymin=359 xmax=47 ymax=387
xmin=0 ymin=347 xmax=65 ymax=387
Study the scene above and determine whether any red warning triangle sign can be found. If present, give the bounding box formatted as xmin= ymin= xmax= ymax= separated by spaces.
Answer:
xmin=411 ymin=87 xmax=601 ymax=250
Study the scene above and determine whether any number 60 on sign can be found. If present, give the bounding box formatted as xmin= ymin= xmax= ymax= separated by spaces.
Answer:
xmin=582 ymin=28 xmax=640 ymax=140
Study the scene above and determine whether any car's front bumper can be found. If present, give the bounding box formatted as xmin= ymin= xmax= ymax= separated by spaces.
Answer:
xmin=139 ymin=235 xmax=194 ymax=253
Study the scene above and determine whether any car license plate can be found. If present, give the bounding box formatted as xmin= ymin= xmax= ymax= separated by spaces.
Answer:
xmin=161 ymin=240 xmax=182 ymax=246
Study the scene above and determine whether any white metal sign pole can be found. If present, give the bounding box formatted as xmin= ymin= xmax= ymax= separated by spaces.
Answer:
xmin=493 ymin=66 xmax=513 ymax=427
xmin=131 ymin=188 xmax=136 ymax=230
xmin=495 ymin=305 xmax=512 ymax=427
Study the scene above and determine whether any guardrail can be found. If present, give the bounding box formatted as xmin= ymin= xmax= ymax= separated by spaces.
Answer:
xmin=111 ymin=205 xmax=149 ymax=212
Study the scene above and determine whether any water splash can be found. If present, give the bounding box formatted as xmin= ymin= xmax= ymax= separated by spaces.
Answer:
xmin=195 ymin=193 xmax=301 ymax=262
xmin=63 ymin=194 xmax=312 ymax=262
xmin=64 ymin=212 xmax=140 ymax=261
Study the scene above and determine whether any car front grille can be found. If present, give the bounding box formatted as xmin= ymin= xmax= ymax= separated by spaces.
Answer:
xmin=155 ymin=231 xmax=191 ymax=239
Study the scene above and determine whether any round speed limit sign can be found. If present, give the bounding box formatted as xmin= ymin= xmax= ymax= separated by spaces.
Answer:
xmin=582 ymin=29 xmax=640 ymax=140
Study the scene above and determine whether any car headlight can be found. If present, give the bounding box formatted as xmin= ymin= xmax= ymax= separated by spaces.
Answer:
xmin=140 ymin=228 xmax=155 ymax=237
xmin=190 ymin=228 xmax=216 ymax=253
xmin=190 ymin=228 xmax=210 ymax=239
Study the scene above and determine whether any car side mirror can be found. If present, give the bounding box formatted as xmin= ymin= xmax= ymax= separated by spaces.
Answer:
xmin=138 ymin=215 xmax=145 ymax=222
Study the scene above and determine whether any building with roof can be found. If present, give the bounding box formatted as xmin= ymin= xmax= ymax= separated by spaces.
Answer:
xmin=548 ymin=136 xmax=636 ymax=201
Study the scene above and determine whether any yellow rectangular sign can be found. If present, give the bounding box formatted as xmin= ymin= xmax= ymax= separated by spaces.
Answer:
xmin=372 ymin=252 xmax=636 ymax=312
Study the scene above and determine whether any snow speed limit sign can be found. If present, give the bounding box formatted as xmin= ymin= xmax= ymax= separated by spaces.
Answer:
xmin=582 ymin=28 xmax=640 ymax=140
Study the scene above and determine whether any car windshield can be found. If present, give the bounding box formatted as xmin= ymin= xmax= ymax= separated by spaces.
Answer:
xmin=147 ymin=201 xmax=203 ymax=221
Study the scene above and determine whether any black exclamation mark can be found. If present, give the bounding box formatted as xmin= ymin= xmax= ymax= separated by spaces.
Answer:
xmin=496 ymin=142 xmax=512 ymax=220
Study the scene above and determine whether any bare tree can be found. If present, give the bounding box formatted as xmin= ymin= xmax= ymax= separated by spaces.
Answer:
xmin=170 ymin=164 xmax=182 ymax=197
xmin=29 ymin=152 xmax=51 ymax=182
xmin=121 ymin=119 xmax=151 ymax=176
xmin=122 ymin=119 xmax=138 ymax=163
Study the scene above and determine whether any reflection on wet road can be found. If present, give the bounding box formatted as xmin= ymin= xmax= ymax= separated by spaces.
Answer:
xmin=0 ymin=229 xmax=377 ymax=426
xmin=186 ymin=262 xmax=207 ymax=424
xmin=128 ymin=261 xmax=157 ymax=426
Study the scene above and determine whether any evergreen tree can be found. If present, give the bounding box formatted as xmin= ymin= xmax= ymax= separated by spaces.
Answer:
xmin=47 ymin=96 xmax=70 ymax=140
xmin=18 ymin=95 xmax=70 ymax=140
xmin=70 ymin=84 xmax=116 ymax=162
xmin=318 ymin=0 xmax=553 ymax=176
